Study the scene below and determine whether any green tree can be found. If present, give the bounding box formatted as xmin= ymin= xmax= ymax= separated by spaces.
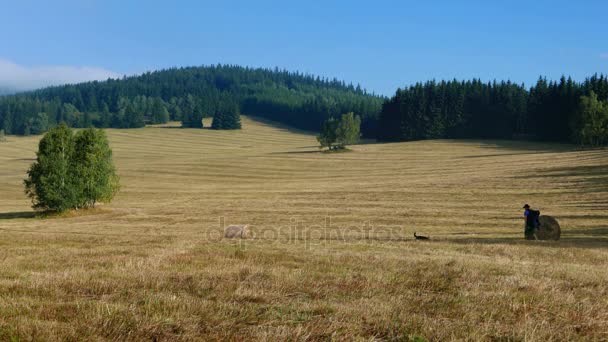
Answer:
xmin=2 ymin=108 xmax=13 ymax=135
xmin=182 ymin=95 xmax=204 ymax=128
xmin=124 ymin=102 xmax=145 ymax=128
xmin=24 ymin=124 xmax=78 ymax=211
xmin=317 ymin=117 xmax=339 ymax=149
xmin=31 ymin=112 xmax=49 ymax=135
xmin=575 ymin=91 xmax=608 ymax=146
xmin=335 ymin=112 xmax=361 ymax=148
xmin=99 ymin=102 xmax=111 ymax=128
xmin=82 ymin=111 xmax=93 ymax=128
xmin=212 ymin=101 xmax=241 ymax=129
xmin=72 ymin=128 xmax=120 ymax=208
xmin=0 ymin=129 xmax=6 ymax=142
xmin=151 ymin=97 xmax=170 ymax=124
xmin=318 ymin=112 xmax=362 ymax=150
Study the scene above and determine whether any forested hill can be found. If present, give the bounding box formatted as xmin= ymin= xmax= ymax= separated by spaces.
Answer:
xmin=0 ymin=65 xmax=384 ymax=136
xmin=2 ymin=66 xmax=607 ymax=146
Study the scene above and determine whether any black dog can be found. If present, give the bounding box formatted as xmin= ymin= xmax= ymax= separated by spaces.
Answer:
xmin=414 ymin=232 xmax=430 ymax=240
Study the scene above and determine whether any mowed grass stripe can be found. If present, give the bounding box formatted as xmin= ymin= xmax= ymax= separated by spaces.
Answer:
xmin=0 ymin=116 xmax=607 ymax=340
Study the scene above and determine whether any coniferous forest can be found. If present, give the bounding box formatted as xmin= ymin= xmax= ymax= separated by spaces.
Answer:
xmin=0 ymin=65 xmax=383 ymax=137
xmin=377 ymin=75 xmax=608 ymax=145
xmin=0 ymin=65 xmax=607 ymax=146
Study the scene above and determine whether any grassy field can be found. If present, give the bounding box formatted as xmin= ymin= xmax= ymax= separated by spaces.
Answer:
xmin=0 ymin=116 xmax=607 ymax=341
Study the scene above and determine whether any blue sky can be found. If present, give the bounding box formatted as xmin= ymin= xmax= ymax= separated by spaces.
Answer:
xmin=1 ymin=0 xmax=607 ymax=95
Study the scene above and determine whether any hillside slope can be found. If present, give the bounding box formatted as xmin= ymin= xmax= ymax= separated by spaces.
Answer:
xmin=0 ymin=117 xmax=607 ymax=340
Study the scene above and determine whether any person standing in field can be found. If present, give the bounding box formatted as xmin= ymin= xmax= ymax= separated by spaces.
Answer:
xmin=523 ymin=204 xmax=540 ymax=240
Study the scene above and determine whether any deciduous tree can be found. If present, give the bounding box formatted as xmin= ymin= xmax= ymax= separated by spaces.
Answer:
xmin=72 ymin=128 xmax=120 ymax=208
xmin=24 ymin=124 xmax=120 ymax=212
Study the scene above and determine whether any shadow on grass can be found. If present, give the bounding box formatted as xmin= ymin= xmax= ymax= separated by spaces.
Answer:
xmin=0 ymin=211 xmax=37 ymax=220
xmin=270 ymin=150 xmax=323 ymax=155
xmin=271 ymin=147 xmax=356 ymax=155
xmin=443 ymin=236 xmax=608 ymax=249
xmin=0 ymin=207 xmax=111 ymax=221
xmin=513 ymin=164 xmax=608 ymax=194
xmin=475 ymin=139 xmax=581 ymax=153
xmin=244 ymin=115 xmax=318 ymax=136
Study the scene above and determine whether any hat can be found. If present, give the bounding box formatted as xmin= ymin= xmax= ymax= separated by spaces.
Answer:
xmin=523 ymin=204 xmax=530 ymax=209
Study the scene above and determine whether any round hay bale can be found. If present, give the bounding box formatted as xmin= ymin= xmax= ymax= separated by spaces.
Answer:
xmin=536 ymin=215 xmax=561 ymax=240
xmin=224 ymin=225 xmax=249 ymax=239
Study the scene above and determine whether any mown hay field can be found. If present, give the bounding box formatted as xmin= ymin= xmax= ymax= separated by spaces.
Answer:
xmin=1 ymin=117 xmax=607 ymax=341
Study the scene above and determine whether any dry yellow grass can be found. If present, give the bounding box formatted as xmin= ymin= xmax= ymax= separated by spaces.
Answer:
xmin=0 ymin=116 xmax=607 ymax=341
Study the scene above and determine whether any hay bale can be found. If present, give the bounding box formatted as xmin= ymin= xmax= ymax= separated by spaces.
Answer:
xmin=224 ymin=224 xmax=249 ymax=239
xmin=536 ymin=215 xmax=561 ymax=240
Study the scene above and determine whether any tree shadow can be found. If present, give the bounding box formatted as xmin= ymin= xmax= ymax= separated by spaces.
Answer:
xmin=245 ymin=115 xmax=317 ymax=136
xmin=0 ymin=211 xmax=37 ymax=220
xmin=270 ymin=150 xmax=323 ymax=155
xmin=443 ymin=235 xmax=608 ymax=249
xmin=565 ymin=227 xmax=608 ymax=235
xmin=513 ymin=164 xmax=608 ymax=194
xmin=474 ymin=139 xmax=581 ymax=153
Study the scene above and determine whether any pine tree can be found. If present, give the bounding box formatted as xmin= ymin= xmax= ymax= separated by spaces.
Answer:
xmin=182 ymin=95 xmax=203 ymax=128
xmin=212 ymin=101 xmax=241 ymax=130
xmin=82 ymin=111 xmax=93 ymax=128
xmin=151 ymin=97 xmax=170 ymax=124
xmin=124 ymin=103 xmax=145 ymax=128
xmin=100 ymin=102 xmax=111 ymax=128
xmin=2 ymin=107 xmax=13 ymax=135
xmin=31 ymin=113 xmax=49 ymax=135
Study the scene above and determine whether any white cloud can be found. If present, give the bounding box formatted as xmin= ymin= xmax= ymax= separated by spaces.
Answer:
xmin=0 ymin=58 xmax=122 ymax=93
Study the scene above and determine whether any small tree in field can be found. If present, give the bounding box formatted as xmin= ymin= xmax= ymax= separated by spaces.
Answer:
xmin=317 ymin=112 xmax=361 ymax=150
xmin=0 ymin=129 xmax=6 ymax=142
xmin=24 ymin=124 xmax=119 ymax=212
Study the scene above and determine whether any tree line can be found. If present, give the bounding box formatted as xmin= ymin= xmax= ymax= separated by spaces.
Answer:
xmin=378 ymin=75 xmax=608 ymax=146
xmin=0 ymin=65 xmax=383 ymax=135
xmin=1 ymin=65 xmax=607 ymax=146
